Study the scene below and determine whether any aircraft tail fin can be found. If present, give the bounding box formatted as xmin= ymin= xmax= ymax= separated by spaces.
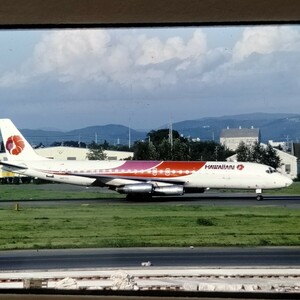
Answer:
xmin=0 ymin=119 xmax=44 ymax=161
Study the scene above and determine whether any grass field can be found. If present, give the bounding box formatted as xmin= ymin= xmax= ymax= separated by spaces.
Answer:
xmin=0 ymin=204 xmax=299 ymax=250
xmin=0 ymin=182 xmax=299 ymax=250
xmin=0 ymin=183 xmax=125 ymax=200
xmin=266 ymin=181 xmax=300 ymax=195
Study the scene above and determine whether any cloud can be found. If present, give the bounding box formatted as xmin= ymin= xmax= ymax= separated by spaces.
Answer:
xmin=0 ymin=71 xmax=27 ymax=87
xmin=136 ymin=29 xmax=207 ymax=65
xmin=201 ymin=26 xmax=300 ymax=87
xmin=232 ymin=26 xmax=300 ymax=62
xmin=0 ymin=29 xmax=208 ymax=91
xmin=2 ymin=27 xmax=300 ymax=90
xmin=34 ymin=30 xmax=110 ymax=72
xmin=1 ymin=26 xmax=300 ymax=130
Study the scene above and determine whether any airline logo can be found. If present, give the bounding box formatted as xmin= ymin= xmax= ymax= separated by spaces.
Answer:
xmin=6 ymin=135 xmax=25 ymax=155
xmin=237 ymin=164 xmax=244 ymax=171
xmin=205 ymin=163 xmax=245 ymax=171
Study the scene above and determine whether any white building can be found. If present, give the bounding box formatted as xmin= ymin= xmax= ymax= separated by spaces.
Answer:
xmin=33 ymin=146 xmax=133 ymax=161
xmin=220 ymin=127 xmax=260 ymax=151
xmin=291 ymin=143 xmax=300 ymax=179
xmin=268 ymin=140 xmax=289 ymax=152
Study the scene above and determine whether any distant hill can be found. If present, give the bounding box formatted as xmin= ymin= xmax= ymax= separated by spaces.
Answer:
xmin=19 ymin=113 xmax=300 ymax=146
xmin=22 ymin=125 xmax=147 ymax=147
xmin=171 ymin=113 xmax=300 ymax=142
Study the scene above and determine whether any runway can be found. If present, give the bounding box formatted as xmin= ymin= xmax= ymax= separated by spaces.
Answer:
xmin=0 ymin=247 xmax=300 ymax=270
xmin=1 ymin=194 xmax=300 ymax=208
xmin=0 ymin=183 xmax=299 ymax=207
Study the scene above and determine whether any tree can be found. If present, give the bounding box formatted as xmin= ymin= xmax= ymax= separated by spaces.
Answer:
xmin=102 ymin=140 xmax=109 ymax=150
xmin=236 ymin=141 xmax=281 ymax=169
xmin=157 ymin=139 xmax=171 ymax=160
xmin=133 ymin=141 xmax=158 ymax=160
xmin=250 ymin=141 xmax=264 ymax=163
xmin=236 ymin=141 xmax=251 ymax=162
xmin=262 ymin=143 xmax=282 ymax=169
xmin=134 ymin=129 xmax=187 ymax=160
xmin=147 ymin=129 xmax=181 ymax=146
xmin=50 ymin=140 xmax=86 ymax=148
xmin=189 ymin=141 xmax=233 ymax=161
xmin=172 ymin=138 xmax=191 ymax=160
xmin=134 ymin=129 xmax=233 ymax=162
xmin=51 ymin=141 xmax=62 ymax=147
xmin=86 ymin=142 xmax=107 ymax=160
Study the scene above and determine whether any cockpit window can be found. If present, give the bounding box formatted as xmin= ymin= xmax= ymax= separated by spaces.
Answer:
xmin=266 ymin=167 xmax=277 ymax=174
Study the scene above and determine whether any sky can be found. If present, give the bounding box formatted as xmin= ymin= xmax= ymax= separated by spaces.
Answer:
xmin=0 ymin=25 xmax=299 ymax=131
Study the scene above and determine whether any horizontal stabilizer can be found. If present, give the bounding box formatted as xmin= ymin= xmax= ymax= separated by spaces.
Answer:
xmin=0 ymin=161 xmax=28 ymax=170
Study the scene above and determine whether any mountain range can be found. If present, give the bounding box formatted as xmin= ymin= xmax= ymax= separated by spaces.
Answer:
xmin=171 ymin=113 xmax=300 ymax=143
xmin=21 ymin=113 xmax=300 ymax=147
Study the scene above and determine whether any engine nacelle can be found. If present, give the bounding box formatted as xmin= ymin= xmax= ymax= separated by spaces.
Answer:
xmin=153 ymin=185 xmax=184 ymax=195
xmin=116 ymin=183 xmax=153 ymax=194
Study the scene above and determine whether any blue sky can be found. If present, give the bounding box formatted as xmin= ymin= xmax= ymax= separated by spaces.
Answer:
xmin=0 ymin=26 xmax=299 ymax=131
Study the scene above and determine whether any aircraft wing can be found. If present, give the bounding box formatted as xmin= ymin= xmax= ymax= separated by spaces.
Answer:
xmin=66 ymin=172 xmax=186 ymax=185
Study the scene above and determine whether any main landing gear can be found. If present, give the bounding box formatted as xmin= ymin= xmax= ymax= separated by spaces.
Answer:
xmin=256 ymin=189 xmax=263 ymax=201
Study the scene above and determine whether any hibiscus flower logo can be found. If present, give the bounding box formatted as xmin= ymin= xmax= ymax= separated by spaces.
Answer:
xmin=6 ymin=135 xmax=25 ymax=155
xmin=237 ymin=164 xmax=244 ymax=171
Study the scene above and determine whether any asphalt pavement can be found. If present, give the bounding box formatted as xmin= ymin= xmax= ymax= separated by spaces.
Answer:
xmin=0 ymin=247 xmax=300 ymax=270
xmin=0 ymin=194 xmax=300 ymax=208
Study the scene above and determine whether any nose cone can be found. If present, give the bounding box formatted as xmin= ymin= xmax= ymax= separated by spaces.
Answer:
xmin=274 ymin=174 xmax=293 ymax=189
xmin=285 ymin=177 xmax=293 ymax=187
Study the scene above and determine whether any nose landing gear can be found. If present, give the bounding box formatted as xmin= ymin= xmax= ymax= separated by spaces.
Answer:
xmin=256 ymin=188 xmax=263 ymax=201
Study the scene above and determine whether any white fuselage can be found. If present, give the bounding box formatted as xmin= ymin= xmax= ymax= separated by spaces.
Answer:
xmin=4 ymin=160 xmax=293 ymax=192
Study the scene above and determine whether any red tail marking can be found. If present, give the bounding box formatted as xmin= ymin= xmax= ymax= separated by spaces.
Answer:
xmin=6 ymin=135 xmax=25 ymax=155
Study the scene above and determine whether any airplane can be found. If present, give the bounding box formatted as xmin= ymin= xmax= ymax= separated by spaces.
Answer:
xmin=0 ymin=118 xmax=293 ymax=201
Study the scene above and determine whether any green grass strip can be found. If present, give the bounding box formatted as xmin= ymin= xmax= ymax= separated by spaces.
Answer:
xmin=0 ymin=204 xmax=299 ymax=250
xmin=0 ymin=183 xmax=124 ymax=200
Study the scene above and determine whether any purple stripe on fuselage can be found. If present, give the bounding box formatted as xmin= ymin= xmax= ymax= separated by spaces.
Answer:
xmin=113 ymin=160 xmax=161 ymax=171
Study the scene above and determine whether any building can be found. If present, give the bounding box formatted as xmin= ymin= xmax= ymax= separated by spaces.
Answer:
xmin=33 ymin=146 xmax=133 ymax=161
xmin=291 ymin=143 xmax=300 ymax=179
xmin=0 ymin=146 xmax=133 ymax=161
xmin=220 ymin=127 xmax=260 ymax=151
xmin=268 ymin=140 xmax=289 ymax=152
xmin=292 ymin=143 xmax=300 ymax=159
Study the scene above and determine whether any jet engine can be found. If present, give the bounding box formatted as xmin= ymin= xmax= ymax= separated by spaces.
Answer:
xmin=116 ymin=183 xmax=153 ymax=194
xmin=153 ymin=185 xmax=184 ymax=195
xmin=115 ymin=183 xmax=184 ymax=196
